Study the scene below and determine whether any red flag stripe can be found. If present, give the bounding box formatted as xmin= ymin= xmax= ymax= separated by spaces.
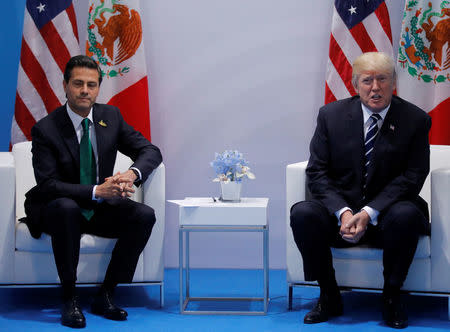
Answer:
xmin=349 ymin=22 xmax=378 ymax=53
xmin=374 ymin=1 xmax=392 ymax=44
xmin=329 ymin=35 xmax=357 ymax=96
xmin=14 ymin=93 xmax=36 ymax=141
xmin=20 ymin=38 xmax=61 ymax=113
xmin=428 ymin=98 xmax=450 ymax=145
xmin=66 ymin=4 xmax=79 ymax=42
xmin=325 ymin=82 xmax=337 ymax=105
xmin=40 ymin=21 xmax=72 ymax=73
xmin=107 ymin=77 xmax=151 ymax=140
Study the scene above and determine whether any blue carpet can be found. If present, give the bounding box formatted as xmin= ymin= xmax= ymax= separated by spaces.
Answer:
xmin=0 ymin=269 xmax=448 ymax=331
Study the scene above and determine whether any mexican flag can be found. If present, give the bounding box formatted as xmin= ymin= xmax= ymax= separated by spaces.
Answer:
xmin=397 ymin=0 xmax=450 ymax=145
xmin=86 ymin=0 xmax=151 ymax=140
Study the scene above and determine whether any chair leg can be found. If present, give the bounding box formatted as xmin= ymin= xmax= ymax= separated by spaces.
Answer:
xmin=160 ymin=282 xmax=164 ymax=307
xmin=288 ymin=285 xmax=293 ymax=310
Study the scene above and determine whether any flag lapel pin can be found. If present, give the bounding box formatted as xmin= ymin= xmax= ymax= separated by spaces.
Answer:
xmin=99 ymin=120 xmax=107 ymax=127
xmin=389 ymin=124 xmax=395 ymax=131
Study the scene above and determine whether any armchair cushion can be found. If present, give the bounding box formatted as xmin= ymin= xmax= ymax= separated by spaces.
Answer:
xmin=15 ymin=222 xmax=116 ymax=254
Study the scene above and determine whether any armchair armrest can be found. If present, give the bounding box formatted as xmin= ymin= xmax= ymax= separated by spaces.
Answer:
xmin=286 ymin=161 xmax=308 ymax=217
xmin=286 ymin=161 xmax=308 ymax=283
xmin=142 ymin=163 xmax=165 ymax=281
xmin=0 ymin=152 xmax=15 ymax=283
xmin=431 ymin=167 xmax=450 ymax=292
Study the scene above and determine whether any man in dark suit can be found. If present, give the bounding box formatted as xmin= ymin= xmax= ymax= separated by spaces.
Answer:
xmin=23 ymin=55 xmax=162 ymax=328
xmin=290 ymin=52 xmax=431 ymax=329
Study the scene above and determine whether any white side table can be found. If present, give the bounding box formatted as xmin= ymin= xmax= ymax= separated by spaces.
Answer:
xmin=169 ymin=197 xmax=269 ymax=315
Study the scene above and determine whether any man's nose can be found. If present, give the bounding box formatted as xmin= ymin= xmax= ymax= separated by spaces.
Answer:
xmin=372 ymin=80 xmax=380 ymax=90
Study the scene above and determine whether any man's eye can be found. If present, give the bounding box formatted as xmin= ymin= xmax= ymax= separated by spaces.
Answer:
xmin=88 ymin=83 xmax=97 ymax=88
xmin=73 ymin=82 xmax=83 ymax=87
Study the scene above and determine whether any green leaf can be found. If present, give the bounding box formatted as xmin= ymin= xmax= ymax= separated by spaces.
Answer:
xmin=109 ymin=70 xmax=118 ymax=77
xmin=122 ymin=67 xmax=130 ymax=73
xmin=408 ymin=66 xmax=417 ymax=76
xmin=421 ymin=75 xmax=432 ymax=82
xmin=435 ymin=75 xmax=446 ymax=83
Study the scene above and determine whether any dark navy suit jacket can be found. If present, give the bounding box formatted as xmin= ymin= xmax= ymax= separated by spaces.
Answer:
xmin=306 ymin=95 xmax=431 ymax=224
xmin=24 ymin=103 xmax=162 ymax=238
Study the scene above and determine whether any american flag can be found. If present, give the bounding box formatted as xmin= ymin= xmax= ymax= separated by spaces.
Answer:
xmin=325 ymin=0 xmax=393 ymax=104
xmin=11 ymin=0 xmax=80 ymax=146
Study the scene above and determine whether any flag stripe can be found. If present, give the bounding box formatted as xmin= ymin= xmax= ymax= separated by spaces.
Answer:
xmin=16 ymin=65 xmax=48 ymax=121
xmin=107 ymin=77 xmax=151 ymax=140
xmin=20 ymin=38 xmax=61 ymax=113
xmin=325 ymin=82 xmax=337 ymax=104
xmin=53 ymin=9 xmax=80 ymax=55
xmin=65 ymin=4 xmax=79 ymax=41
xmin=11 ymin=118 xmax=28 ymax=144
xmin=326 ymin=58 xmax=352 ymax=101
xmin=14 ymin=93 xmax=35 ymax=141
xmin=329 ymin=35 xmax=356 ymax=96
xmin=374 ymin=1 xmax=392 ymax=44
xmin=40 ymin=21 xmax=71 ymax=72
xmin=349 ymin=22 xmax=377 ymax=53
xmin=363 ymin=14 xmax=393 ymax=56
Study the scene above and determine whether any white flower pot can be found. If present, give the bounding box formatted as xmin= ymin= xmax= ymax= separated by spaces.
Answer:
xmin=220 ymin=181 xmax=242 ymax=201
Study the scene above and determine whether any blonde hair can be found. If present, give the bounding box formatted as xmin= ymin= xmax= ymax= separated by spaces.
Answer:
xmin=352 ymin=52 xmax=396 ymax=88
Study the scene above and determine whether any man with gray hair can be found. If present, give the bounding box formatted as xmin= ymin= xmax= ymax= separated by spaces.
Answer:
xmin=290 ymin=52 xmax=431 ymax=329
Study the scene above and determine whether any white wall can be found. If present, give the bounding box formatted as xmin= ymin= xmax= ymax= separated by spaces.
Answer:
xmin=74 ymin=0 xmax=405 ymax=269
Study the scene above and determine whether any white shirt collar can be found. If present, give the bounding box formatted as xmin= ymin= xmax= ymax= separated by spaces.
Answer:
xmin=361 ymin=102 xmax=389 ymax=125
xmin=66 ymin=103 xmax=94 ymax=129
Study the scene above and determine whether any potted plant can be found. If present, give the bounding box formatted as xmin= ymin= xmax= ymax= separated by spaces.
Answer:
xmin=210 ymin=150 xmax=255 ymax=201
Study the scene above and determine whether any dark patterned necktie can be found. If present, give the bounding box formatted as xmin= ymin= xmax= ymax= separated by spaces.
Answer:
xmin=363 ymin=113 xmax=381 ymax=190
xmin=80 ymin=118 xmax=96 ymax=220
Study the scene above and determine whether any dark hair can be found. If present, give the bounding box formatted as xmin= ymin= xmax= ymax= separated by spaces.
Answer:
xmin=64 ymin=55 xmax=103 ymax=85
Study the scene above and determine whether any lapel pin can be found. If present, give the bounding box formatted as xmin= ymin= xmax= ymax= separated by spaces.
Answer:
xmin=389 ymin=124 xmax=395 ymax=131
xmin=99 ymin=120 xmax=107 ymax=127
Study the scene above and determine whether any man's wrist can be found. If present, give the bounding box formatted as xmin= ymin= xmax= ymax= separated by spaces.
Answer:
xmin=129 ymin=167 xmax=141 ymax=182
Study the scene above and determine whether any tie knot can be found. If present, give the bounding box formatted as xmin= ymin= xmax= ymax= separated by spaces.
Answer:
xmin=370 ymin=113 xmax=381 ymax=123
xmin=82 ymin=118 xmax=90 ymax=132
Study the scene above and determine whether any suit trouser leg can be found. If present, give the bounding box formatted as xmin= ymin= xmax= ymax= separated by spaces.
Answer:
xmin=375 ymin=201 xmax=428 ymax=291
xmin=85 ymin=198 xmax=156 ymax=286
xmin=290 ymin=200 xmax=338 ymax=282
xmin=42 ymin=198 xmax=85 ymax=297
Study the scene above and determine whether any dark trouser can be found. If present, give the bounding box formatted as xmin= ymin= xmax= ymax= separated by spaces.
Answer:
xmin=42 ymin=197 xmax=155 ymax=293
xmin=290 ymin=200 xmax=428 ymax=290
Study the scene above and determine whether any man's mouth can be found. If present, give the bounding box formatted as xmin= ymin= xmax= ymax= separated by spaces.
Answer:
xmin=371 ymin=94 xmax=382 ymax=101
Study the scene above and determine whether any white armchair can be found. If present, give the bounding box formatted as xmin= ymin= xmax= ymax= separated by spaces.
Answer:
xmin=0 ymin=142 xmax=165 ymax=305
xmin=286 ymin=145 xmax=450 ymax=317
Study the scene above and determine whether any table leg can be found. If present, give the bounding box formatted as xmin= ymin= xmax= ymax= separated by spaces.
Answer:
xmin=179 ymin=228 xmax=183 ymax=313
xmin=186 ymin=230 xmax=190 ymax=298
xmin=263 ymin=226 xmax=269 ymax=313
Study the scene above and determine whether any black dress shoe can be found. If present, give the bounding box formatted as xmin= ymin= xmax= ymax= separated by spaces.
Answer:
xmin=383 ymin=296 xmax=408 ymax=329
xmin=61 ymin=296 xmax=86 ymax=328
xmin=91 ymin=290 xmax=128 ymax=321
xmin=304 ymin=295 xmax=343 ymax=324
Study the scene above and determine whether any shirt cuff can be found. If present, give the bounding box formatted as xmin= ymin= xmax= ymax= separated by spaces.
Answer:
xmin=335 ymin=207 xmax=353 ymax=226
xmin=362 ymin=206 xmax=379 ymax=225
xmin=129 ymin=167 xmax=142 ymax=182
xmin=92 ymin=185 xmax=103 ymax=202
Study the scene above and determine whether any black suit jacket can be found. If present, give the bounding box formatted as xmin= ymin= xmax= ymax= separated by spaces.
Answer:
xmin=23 ymin=103 xmax=162 ymax=238
xmin=306 ymin=95 xmax=431 ymax=223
